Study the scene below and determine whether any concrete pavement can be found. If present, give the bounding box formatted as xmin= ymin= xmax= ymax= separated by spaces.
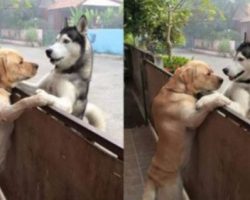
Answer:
xmin=1 ymin=44 xmax=123 ymax=146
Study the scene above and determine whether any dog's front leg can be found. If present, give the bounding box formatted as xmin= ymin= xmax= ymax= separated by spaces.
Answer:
xmin=158 ymin=174 xmax=188 ymax=200
xmin=227 ymin=88 xmax=249 ymax=116
xmin=35 ymin=89 xmax=75 ymax=114
xmin=142 ymin=179 xmax=157 ymax=200
xmin=182 ymin=93 xmax=231 ymax=128
xmin=0 ymin=92 xmax=52 ymax=122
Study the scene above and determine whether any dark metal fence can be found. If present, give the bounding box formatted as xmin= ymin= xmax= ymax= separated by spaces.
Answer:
xmin=126 ymin=44 xmax=250 ymax=200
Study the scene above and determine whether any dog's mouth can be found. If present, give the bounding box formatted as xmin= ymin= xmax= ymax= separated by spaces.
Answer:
xmin=228 ymin=70 xmax=245 ymax=81
xmin=50 ymin=57 xmax=63 ymax=64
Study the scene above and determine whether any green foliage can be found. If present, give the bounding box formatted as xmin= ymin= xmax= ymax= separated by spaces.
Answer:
xmin=216 ymin=29 xmax=241 ymax=42
xmin=69 ymin=7 xmax=88 ymax=26
xmin=125 ymin=0 xmax=216 ymax=55
xmin=43 ymin=29 xmax=57 ymax=46
xmin=25 ymin=28 xmax=38 ymax=43
xmin=69 ymin=7 xmax=123 ymax=28
xmin=154 ymin=42 xmax=167 ymax=54
xmin=124 ymin=33 xmax=135 ymax=45
xmin=0 ymin=0 xmax=20 ymax=9
xmin=218 ymin=39 xmax=231 ymax=56
xmin=0 ymin=0 xmax=40 ymax=29
xmin=185 ymin=0 xmax=244 ymax=43
xmin=162 ymin=55 xmax=189 ymax=72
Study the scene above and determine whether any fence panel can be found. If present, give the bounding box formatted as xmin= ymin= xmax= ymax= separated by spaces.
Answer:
xmin=184 ymin=110 xmax=250 ymax=200
xmin=127 ymin=45 xmax=154 ymax=120
xmin=0 ymin=87 xmax=123 ymax=200
xmin=143 ymin=60 xmax=171 ymax=122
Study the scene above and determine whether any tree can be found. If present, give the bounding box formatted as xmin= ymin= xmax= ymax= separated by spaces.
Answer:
xmin=0 ymin=0 xmax=40 ymax=29
xmin=125 ymin=0 xmax=217 ymax=57
xmin=185 ymin=0 xmax=250 ymax=47
xmin=0 ymin=0 xmax=32 ymax=9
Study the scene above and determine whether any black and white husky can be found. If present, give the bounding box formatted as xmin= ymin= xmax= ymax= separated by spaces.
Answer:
xmin=223 ymin=41 xmax=250 ymax=118
xmin=29 ymin=15 xmax=106 ymax=131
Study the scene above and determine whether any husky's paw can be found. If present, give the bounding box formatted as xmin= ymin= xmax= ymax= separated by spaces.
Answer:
xmin=35 ymin=89 xmax=54 ymax=106
xmin=196 ymin=93 xmax=231 ymax=111
xmin=226 ymin=102 xmax=247 ymax=117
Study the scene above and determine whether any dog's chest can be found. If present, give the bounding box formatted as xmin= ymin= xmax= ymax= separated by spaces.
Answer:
xmin=42 ymin=72 xmax=88 ymax=98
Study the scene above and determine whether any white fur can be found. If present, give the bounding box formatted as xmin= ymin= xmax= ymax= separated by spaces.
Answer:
xmin=224 ymin=51 xmax=250 ymax=118
xmin=48 ymin=34 xmax=81 ymax=70
xmin=84 ymin=102 xmax=106 ymax=132
xmin=0 ymin=187 xmax=6 ymax=200
xmin=30 ymin=69 xmax=106 ymax=131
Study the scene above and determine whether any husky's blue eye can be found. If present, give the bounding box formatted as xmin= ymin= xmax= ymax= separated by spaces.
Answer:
xmin=238 ymin=57 xmax=244 ymax=62
xmin=63 ymin=39 xmax=70 ymax=44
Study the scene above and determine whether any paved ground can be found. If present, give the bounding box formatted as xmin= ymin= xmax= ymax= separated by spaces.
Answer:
xmin=1 ymin=44 xmax=123 ymax=146
xmin=173 ymin=48 xmax=236 ymax=92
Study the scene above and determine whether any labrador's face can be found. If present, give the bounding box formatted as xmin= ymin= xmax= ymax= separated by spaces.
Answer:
xmin=0 ymin=49 xmax=38 ymax=87
xmin=176 ymin=60 xmax=223 ymax=94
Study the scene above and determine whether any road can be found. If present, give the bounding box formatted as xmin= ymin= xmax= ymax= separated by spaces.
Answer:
xmin=1 ymin=44 xmax=123 ymax=146
xmin=173 ymin=48 xmax=236 ymax=92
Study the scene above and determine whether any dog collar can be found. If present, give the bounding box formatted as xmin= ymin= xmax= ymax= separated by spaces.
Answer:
xmin=60 ymin=64 xmax=81 ymax=74
xmin=60 ymin=58 xmax=85 ymax=74
xmin=231 ymin=70 xmax=245 ymax=81
xmin=236 ymin=79 xmax=250 ymax=84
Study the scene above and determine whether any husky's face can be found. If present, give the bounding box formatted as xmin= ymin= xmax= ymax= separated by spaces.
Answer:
xmin=45 ymin=15 xmax=87 ymax=71
xmin=46 ymin=31 xmax=83 ymax=70
xmin=223 ymin=42 xmax=250 ymax=81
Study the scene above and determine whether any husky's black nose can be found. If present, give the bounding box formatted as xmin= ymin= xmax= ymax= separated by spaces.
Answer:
xmin=45 ymin=49 xmax=52 ymax=58
xmin=222 ymin=68 xmax=229 ymax=75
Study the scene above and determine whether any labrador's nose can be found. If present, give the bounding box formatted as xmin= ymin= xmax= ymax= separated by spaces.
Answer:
xmin=222 ymin=68 xmax=229 ymax=75
xmin=33 ymin=63 xmax=39 ymax=69
xmin=219 ymin=77 xmax=223 ymax=84
xmin=45 ymin=49 xmax=53 ymax=58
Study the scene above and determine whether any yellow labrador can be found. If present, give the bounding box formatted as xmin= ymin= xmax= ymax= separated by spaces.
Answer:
xmin=143 ymin=60 xmax=231 ymax=200
xmin=0 ymin=49 xmax=52 ymax=171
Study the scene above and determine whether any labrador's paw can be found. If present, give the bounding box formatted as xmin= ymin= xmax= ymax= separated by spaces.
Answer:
xmin=35 ymin=89 xmax=54 ymax=106
xmin=196 ymin=93 xmax=231 ymax=111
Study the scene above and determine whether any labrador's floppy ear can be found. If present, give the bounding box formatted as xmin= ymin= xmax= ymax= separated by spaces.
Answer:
xmin=0 ymin=56 xmax=11 ymax=89
xmin=77 ymin=15 xmax=88 ymax=34
xmin=177 ymin=65 xmax=194 ymax=84
xmin=0 ymin=56 xmax=7 ymax=77
xmin=176 ymin=64 xmax=197 ymax=94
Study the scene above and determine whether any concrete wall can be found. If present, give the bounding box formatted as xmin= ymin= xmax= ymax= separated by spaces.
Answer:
xmin=0 ymin=28 xmax=123 ymax=55
xmin=88 ymin=29 xmax=123 ymax=55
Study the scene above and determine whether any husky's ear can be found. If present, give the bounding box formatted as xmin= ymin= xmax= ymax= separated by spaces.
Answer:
xmin=77 ymin=15 xmax=87 ymax=34
xmin=64 ymin=17 xmax=69 ymax=28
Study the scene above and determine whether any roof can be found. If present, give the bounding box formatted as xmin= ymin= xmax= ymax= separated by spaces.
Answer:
xmin=47 ymin=0 xmax=121 ymax=10
xmin=48 ymin=0 xmax=84 ymax=10
xmin=82 ymin=0 xmax=120 ymax=7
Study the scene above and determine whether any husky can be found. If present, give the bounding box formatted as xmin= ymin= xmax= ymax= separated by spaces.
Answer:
xmin=24 ymin=15 xmax=106 ymax=131
xmin=222 ymin=40 xmax=250 ymax=118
